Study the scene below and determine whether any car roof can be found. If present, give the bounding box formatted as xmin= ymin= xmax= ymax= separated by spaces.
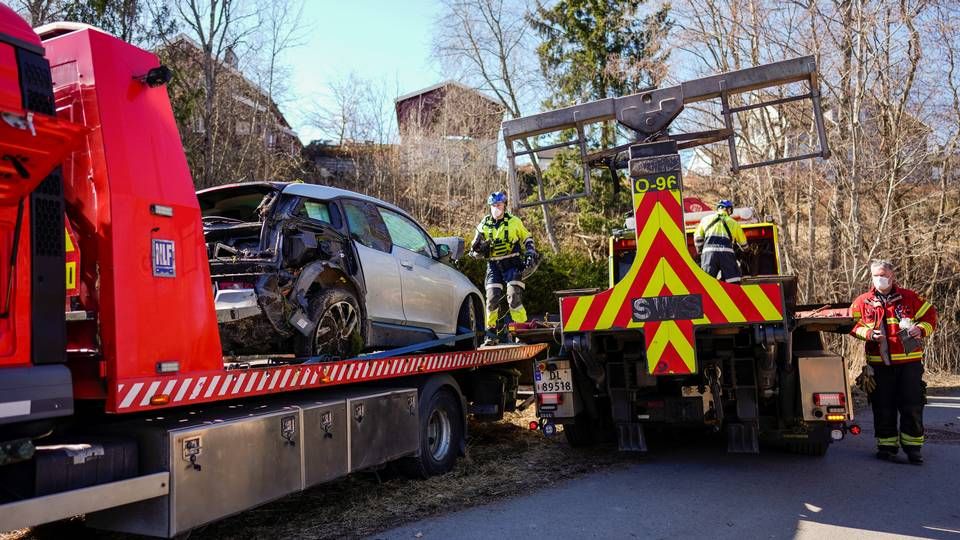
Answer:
xmin=197 ymin=181 xmax=417 ymax=223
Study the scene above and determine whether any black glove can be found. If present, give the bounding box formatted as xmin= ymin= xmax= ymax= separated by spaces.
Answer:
xmin=471 ymin=238 xmax=491 ymax=258
xmin=523 ymin=249 xmax=539 ymax=269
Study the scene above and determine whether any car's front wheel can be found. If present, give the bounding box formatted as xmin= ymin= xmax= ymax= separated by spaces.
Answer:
xmin=455 ymin=295 xmax=483 ymax=350
xmin=294 ymin=287 xmax=364 ymax=359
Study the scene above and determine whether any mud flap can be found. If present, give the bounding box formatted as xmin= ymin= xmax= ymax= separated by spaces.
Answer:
xmin=727 ymin=421 xmax=760 ymax=453
xmin=617 ymin=423 xmax=647 ymax=452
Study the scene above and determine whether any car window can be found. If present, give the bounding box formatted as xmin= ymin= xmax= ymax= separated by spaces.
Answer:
xmin=342 ymin=200 xmax=392 ymax=253
xmin=378 ymin=208 xmax=435 ymax=257
xmin=293 ymin=198 xmax=341 ymax=228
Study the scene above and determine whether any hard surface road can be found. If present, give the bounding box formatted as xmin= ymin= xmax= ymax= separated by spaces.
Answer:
xmin=376 ymin=390 xmax=960 ymax=539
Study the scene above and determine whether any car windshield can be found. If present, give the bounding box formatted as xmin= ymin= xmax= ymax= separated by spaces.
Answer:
xmin=198 ymin=185 xmax=279 ymax=222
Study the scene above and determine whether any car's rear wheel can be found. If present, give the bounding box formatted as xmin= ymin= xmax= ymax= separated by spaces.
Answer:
xmin=455 ymin=295 xmax=483 ymax=350
xmin=295 ymin=288 xmax=364 ymax=359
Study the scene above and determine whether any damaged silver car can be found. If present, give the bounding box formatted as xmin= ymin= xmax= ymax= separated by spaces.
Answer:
xmin=198 ymin=182 xmax=484 ymax=359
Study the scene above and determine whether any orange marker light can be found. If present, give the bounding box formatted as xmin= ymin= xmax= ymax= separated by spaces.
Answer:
xmin=150 ymin=394 xmax=170 ymax=406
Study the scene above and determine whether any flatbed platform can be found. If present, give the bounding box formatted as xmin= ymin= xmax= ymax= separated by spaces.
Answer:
xmin=110 ymin=343 xmax=547 ymax=413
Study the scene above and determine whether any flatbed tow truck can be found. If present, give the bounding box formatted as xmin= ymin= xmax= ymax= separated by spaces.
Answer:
xmin=0 ymin=10 xmax=545 ymax=537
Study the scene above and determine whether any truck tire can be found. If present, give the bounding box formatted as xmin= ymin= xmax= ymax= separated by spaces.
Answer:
xmin=294 ymin=287 xmax=364 ymax=359
xmin=398 ymin=386 xmax=464 ymax=478
xmin=563 ymin=412 xmax=611 ymax=447
xmin=455 ymin=295 xmax=483 ymax=350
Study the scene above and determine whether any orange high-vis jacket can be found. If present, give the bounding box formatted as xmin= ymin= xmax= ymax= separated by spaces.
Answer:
xmin=850 ymin=286 xmax=937 ymax=365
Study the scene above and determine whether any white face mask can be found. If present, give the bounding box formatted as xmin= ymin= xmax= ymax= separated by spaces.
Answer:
xmin=872 ymin=276 xmax=891 ymax=291
xmin=490 ymin=206 xmax=504 ymax=219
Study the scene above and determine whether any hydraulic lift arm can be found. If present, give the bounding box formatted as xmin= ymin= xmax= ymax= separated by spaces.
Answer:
xmin=502 ymin=56 xmax=830 ymax=210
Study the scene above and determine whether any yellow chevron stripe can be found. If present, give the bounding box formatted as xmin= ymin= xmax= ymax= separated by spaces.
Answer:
xmin=645 ymin=320 xmax=697 ymax=374
xmin=651 ymin=202 xmax=746 ymax=322
xmin=564 ymin=295 xmax=594 ymax=332
xmin=743 ymin=285 xmax=783 ymax=320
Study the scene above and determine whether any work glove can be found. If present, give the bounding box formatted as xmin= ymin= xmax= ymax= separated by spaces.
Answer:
xmin=855 ymin=364 xmax=876 ymax=394
xmin=523 ymin=249 xmax=539 ymax=269
xmin=470 ymin=239 xmax=490 ymax=258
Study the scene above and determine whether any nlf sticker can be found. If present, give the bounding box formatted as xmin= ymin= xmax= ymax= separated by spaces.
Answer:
xmin=152 ymin=239 xmax=176 ymax=277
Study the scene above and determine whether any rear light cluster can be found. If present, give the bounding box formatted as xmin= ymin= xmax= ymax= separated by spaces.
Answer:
xmin=814 ymin=392 xmax=845 ymax=407
xmin=613 ymin=238 xmax=637 ymax=251
xmin=538 ymin=393 xmax=563 ymax=405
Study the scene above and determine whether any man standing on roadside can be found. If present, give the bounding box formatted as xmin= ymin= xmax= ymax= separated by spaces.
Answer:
xmin=850 ymin=260 xmax=937 ymax=464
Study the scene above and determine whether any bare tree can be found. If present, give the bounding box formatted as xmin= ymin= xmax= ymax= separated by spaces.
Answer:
xmin=432 ymin=0 xmax=560 ymax=252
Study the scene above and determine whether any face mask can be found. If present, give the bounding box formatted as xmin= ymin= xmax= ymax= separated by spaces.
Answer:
xmin=872 ymin=276 xmax=891 ymax=291
xmin=490 ymin=206 xmax=504 ymax=219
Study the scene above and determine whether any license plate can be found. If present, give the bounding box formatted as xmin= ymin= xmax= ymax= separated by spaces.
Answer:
xmin=535 ymin=368 xmax=573 ymax=393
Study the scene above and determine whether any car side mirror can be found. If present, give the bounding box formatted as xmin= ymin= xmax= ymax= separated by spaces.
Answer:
xmin=432 ymin=237 xmax=464 ymax=262
xmin=437 ymin=243 xmax=452 ymax=262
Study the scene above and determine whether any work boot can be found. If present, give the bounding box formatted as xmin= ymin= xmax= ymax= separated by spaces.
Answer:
xmin=482 ymin=330 xmax=499 ymax=347
xmin=875 ymin=446 xmax=899 ymax=462
xmin=904 ymin=447 xmax=924 ymax=465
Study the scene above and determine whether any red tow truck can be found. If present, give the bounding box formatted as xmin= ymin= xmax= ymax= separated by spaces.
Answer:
xmin=0 ymin=9 xmax=545 ymax=537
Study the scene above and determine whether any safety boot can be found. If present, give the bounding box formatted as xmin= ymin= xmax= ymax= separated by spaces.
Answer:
xmin=904 ymin=447 xmax=924 ymax=465
xmin=482 ymin=329 xmax=499 ymax=347
xmin=875 ymin=446 xmax=899 ymax=462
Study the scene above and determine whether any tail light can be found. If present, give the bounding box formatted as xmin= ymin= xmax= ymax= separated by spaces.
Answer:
xmin=538 ymin=393 xmax=563 ymax=405
xmin=814 ymin=392 xmax=845 ymax=407
xmin=613 ymin=238 xmax=636 ymax=251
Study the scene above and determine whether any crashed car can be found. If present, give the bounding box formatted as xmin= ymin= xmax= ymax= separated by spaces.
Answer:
xmin=198 ymin=182 xmax=484 ymax=358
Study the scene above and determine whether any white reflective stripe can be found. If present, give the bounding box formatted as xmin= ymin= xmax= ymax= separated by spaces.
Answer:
xmin=139 ymin=381 xmax=161 ymax=407
xmin=279 ymin=370 xmax=292 ymax=388
xmin=256 ymin=373 xmax=269 ymax=391
xmin=361 ymin=363 xmax=370 ymax=378
xmin=507 ymin=280 xmax=525 ymax=289
xmin=485 ymin=284 xmax=504 ymax=291
xmin=204 ymin=376 xmax=219 ymax=398
xmin=231 ymin=373 xmax=246 ymax=394
xmin=269 ymin=371 xmax=281 ymax=390
xmin=160 ymin=379 xmax=177 ymax=397
xmin=310 ymin=372 xmax=319 ymax=385
xmin=0 ymin=400 xmax=30 ymax=418
xmin=290 ymin=371 xmax=301 ymax=387
xmin=702 ymin=246 xmax=734 ymax=254
xmin=218 ymin=375 xmax=234 ymax=396
xmin=489 ymin=253 xmax=520 ymax=261
xmin=244 ymin=373 xmax=259 ymax=392
xmin=174 ymin=378 xmax=192 ymax=402
xmin=120 ymin=383 xmax=143 ymax=409
xmin=726 ymin=277 xmax=742 ymax=283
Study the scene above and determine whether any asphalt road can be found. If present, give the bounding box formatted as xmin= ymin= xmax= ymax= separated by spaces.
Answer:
xmin=375 ymin=390 xmax=960 ymax=540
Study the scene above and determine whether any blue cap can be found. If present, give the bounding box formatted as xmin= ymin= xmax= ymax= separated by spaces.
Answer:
xmin=718 ymin=199 xmax=734 ymax=209
xmin=487 ymin=191 xmax=507 ymax=205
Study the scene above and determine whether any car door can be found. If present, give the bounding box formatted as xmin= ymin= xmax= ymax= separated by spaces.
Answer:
xmin=377 ymin=207 xmax=456 ymax=334
xmin=340 ymin=199 xmax=405 ymax=325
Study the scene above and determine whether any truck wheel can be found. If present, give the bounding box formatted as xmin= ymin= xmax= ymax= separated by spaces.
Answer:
xmin=455 ymin=295 xmax=483 ymax=350
xmin=294 ymin=288 xmax=364 ymax=359
xmin=784 ymin=441 xmax=829 ymax=457
xmin=398 ymin=386 xmax=464 ymax=478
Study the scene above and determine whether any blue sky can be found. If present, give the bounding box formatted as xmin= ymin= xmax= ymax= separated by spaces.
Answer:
xmin=283 ymin=1 xmax=445 ymax=143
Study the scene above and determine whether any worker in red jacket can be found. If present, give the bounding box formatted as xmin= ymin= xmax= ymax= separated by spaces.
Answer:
xmin=850 ymin=260 xmax=937 ymax=464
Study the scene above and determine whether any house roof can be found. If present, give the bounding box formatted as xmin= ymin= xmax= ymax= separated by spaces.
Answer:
xmin=394 ymin=80 xmax=501 ymax=107
xmin=161 ymin=34 xmax=299 ymax=134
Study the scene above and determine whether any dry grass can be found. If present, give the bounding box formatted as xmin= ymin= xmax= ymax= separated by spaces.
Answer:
xmin=2 ymin=409 xmax=629 ymax=540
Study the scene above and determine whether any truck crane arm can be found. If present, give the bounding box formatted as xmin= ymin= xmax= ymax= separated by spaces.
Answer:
xmin=502 ymin=55 xmax=830 ymax=210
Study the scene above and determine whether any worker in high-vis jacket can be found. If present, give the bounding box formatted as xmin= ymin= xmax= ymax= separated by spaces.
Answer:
xmin=470 ymin=191 xmax=537 ymax=345
xmin=850 ymin=259 xmax=937 ymax=464
xmin=693 ymin=199 xmax=747 ymax=282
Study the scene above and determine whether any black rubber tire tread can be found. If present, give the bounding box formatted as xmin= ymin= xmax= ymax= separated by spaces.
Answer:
xmin=454 ymin=295 xmax=483 ymax=351
xmin=784 ymin=441 xmax=829 ymax=457
xmin=293 ymin=287 xmax=364 ymax=358
xmin=562 ymin=414 xmax=608 ymax=448
xmin=398 ymin=387 xmax=464 ymax=478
